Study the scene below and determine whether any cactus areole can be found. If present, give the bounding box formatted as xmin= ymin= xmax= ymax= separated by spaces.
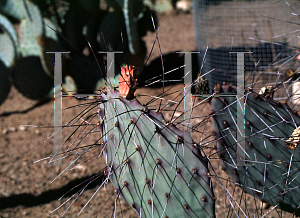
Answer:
xmin=97 ymin=65 xmax=216 ymax=217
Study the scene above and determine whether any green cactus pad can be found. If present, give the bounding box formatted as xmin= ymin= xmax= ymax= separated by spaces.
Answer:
xmin=0 ymin=0 xmax=26 ymax=21
xmin=99 ymin=89 xmax=216 ymax=218
xmin=19 ymin=13 xmax=62 ymax=78
xmin=0 ymin=25 xmax=16 ymax=67
xmin=210 ymin=83 xmax=300 ymax=216
xmin=62 ymin=75 xmax=77 ymax=95
xmin=23 ymin=0 xmax=43 ymax=37
xmin=154 ymin=0 xmax=174 ymax=13
xmin=0 ymin=13 xmax=19 ymax=63
xmin=19 ymin=18 xmax=41 ymax=57
xmin=19 ymin=1 xmax=57 ymax=59
xmin=39 ymin=18 xmax=63 ymax=78
xmin=123 ymin=0 xmax=139 ymax=55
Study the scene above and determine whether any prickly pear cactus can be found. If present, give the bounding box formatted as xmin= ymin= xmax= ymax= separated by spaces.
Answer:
xmin=0 ymin=13 xmax=18 ymax=104
xmin=97 ymin=67 xmax=216 ymax=217
xmin=210 ymin=83 xmax=300 ymax=216
xmin=0 ymin=0 xmax=26 ymax=21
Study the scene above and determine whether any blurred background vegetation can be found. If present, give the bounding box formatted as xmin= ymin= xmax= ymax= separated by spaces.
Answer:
xmin=0 ymin=0 xmax=193 ymax=105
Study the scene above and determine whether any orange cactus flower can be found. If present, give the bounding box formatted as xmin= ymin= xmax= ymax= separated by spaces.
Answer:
xmin=119 ymin=65 xmax=138 ymax=99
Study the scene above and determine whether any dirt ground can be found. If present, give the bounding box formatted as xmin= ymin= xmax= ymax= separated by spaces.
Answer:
xmin=0 ymin=12 xmax=295 ymax=218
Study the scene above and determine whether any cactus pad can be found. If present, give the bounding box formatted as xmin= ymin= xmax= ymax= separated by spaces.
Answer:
xmin=19 ymin=18 xmax=41 ymax=57
xmin=0 ymin=13 xmax=19 ymax=63
xmin=0 ymin=22 xmax=16 ymax=67
xmin=98 ymin=86 xmax=216 ymax=217
xmin=0 ymin=0 xmax=26 ymax=21
xmin=39 ymin=18 xmax=63 ymax=78
xmin=210 ymin=83 xmax=300 ymax=215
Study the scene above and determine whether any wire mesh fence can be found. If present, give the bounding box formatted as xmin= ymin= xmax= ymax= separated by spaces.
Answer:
xmin=193 ymin=0 xmax=300 ymax=99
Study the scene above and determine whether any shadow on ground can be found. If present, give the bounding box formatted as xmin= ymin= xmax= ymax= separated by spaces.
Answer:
xmin=0 ymin=173 xmax=105 ymax=210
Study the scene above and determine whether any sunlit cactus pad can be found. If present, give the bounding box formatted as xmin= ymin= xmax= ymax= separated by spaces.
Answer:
xmin=98 ymin=88 xmax=216 ymax=218
xmin=210 ymin=83 xmax=300 ymax=215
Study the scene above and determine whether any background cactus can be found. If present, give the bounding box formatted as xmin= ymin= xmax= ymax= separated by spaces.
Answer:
xmin=210 ymin=83 xmax=300 ymax=216
xmin=0 ymin=13 xmax=17 ymax=104
xmin=0 ymin=0 xmax=158 ymax=104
